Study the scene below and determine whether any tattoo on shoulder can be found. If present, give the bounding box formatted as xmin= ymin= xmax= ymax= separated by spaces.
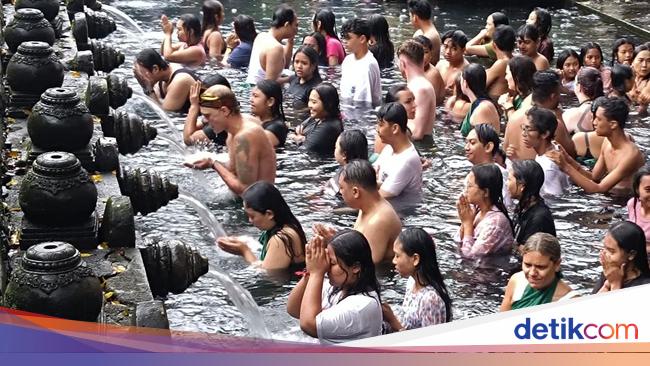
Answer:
xmin=235 ymin=135 xmax=251 ymax=157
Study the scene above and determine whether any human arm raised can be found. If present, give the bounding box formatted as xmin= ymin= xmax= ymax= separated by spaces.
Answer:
xmin=299 ymin=235 xmax=329 ymax=337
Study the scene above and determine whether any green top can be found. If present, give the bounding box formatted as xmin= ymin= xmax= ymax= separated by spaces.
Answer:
xmin=511 ymin=275 xmax=561 ymax=310
xmin=258 ymin=230 xmax=271 ymax=260
xmin=460 ymin=98 xmax=490 ymax=137
xmin=513 ymin=95 xmax=524 ymax=110
xmin=485 ymin=42 xmax=497 ymax=61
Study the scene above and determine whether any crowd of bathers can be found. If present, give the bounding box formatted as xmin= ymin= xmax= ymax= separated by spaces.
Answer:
xmin=129 ymin=0 xmax=650 ymax=344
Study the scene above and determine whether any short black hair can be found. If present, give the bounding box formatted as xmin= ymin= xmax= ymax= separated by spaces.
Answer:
xmin=136 ymin=48 xmax=169 ymax=71
xmin=441 ymin=30 xmax=468 ymax=48
xmin=598 ymin=96 xmax=629 ymax=129
xmin=270 ymin=4 xmax=296 ymax=28
xmin=517 ymin=24 xmax=540 ymax=42
xmin=341 ymin=18 xmax=370 ymax=39
xmin=473 ymin=124 xmax=500 ymax=157
xmin=341 ymin=159 xmax=378 ymax=191
xmin=532 ymin=70 xmax=560 ymax=103
xmin=377 ymin=102 xmax=408 ymax=133
xmin=408 ymin=0 xmax=431 ymax=20
xmin=526 ymin=106 xmax=557 ymax=140
xmin=493 ymin=25 xmax=515 ymax=53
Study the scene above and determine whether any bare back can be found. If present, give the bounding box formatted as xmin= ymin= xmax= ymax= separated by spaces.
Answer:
xmin=407 ymin=75 xmax=437 ymax=139
xmin=424 ymin=64 xmax=446 ymax=105
xmin=415 ymin=26 xmax=441 ymax=65
xmin=247 ymin=32 xmax=285 ymax=83
xmin=354 ymin=199 xmax=402 ymax=263
xmin=226 ymin=115 xmax=276 ymax=186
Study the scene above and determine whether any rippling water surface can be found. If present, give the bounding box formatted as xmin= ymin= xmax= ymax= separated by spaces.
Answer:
xmin=99 ymin=0 xmax=650 ymax=340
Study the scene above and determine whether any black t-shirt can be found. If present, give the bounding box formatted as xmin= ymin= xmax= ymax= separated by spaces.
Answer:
xmin=514 ymin=200 xmax=556 ymax=245
xmin=286 ymin=75 xmax=321 ymax=108
xmin=300 ymin=117 xmax=343 ymax=156
xmin=262 ymin=117 xmax=289 ymax=147
xmin=591 ymin=273 xmax=650 ymax=294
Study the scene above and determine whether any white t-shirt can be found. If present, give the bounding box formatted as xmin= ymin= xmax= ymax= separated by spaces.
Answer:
xmin=340 ymin=51 xmax=381 ymax=106
xmin=316 ymin=280 xmax=382 ymax=344
xmin=535 ymin=154 xmax=569 ymax=198
xmin=374 ymin=144 xmax=423 ymax=210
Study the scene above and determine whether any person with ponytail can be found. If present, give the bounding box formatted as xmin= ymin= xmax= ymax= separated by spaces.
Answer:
xmin=250 ymin=80 xmax=289 ymax=147
xmin=201 ymin=0 xmax=226 ymax=59
xmin=383 ymin=228 xmax=452 ymax=331
xmin=287 ymin=230 xmax=382 ymax=343
xmin=455 ymin=163 xmax=515 ymax=258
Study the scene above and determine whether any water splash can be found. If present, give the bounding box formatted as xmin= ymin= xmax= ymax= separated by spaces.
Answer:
xmin=132 ymin=92 xmax=182 ymax=144
xmin=103 ymin=5 xmax=145 ymax=34
xmin=157 ymin=133 xmax=188 ymax=156
xmin=206 ymin=269 xmax=271 ymax=339
xmin=178 ymin=190 xmax=227 ymax=240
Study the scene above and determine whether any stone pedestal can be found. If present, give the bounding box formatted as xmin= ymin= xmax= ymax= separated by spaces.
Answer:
xmin=19 ymin=211 xmax=99 ymax=250
xmin=28 ymin=144 xmax=94 ymax=172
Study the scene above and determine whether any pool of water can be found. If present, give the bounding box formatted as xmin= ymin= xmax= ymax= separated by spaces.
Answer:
xmin=99 ymin=0 xmax=649 ymax=341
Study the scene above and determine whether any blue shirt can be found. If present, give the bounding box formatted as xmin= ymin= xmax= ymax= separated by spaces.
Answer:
xmin=228 ymin=42 xmax=252 ymax=68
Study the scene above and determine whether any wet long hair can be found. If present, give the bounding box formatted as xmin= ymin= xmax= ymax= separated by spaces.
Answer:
xmin=337 ymin=129 xmax=368 ymax=163
xmin=180 ymin=14 xmax=202 ymax=45
xmin=634 ymin=44 xmax=650 ymax=81
xmin=508 ymin=55 xmax=536 ymax=98
xmin=631 ymin=165 xmax=650 ymax=225
xmin=530 ymin=7 xmax=552 ymax=39
xmin=398 ymin=228 xmax=452 ymax=322
xmin=462 ymin=64 xmax=498 ymax=109
xmin=472 ymin=164 xmax=514 ymax=234
xmin=292 ymin=45 xmax=322 ymax=83
xmin=611 ymin=38 xmax=635 ymax=66
xmin=327 ymin=230 xmax=381 ymax=304
xmin=511 ymin=159 xmax=545 ymax=220
xmin=201 ymin=0 xmax=224 ymax=33
xmin=611 ymin=64 xmax=633 ymax=98
xmin=304 ymin=32 xmax=328 ymax=65
xmin=576 ymin=67 xmax=604 ymax=100
xmin=234 ymin=15 xmax=257 ymax=43
xmin=312 ymin=83 xmax=341 ymax=121
xmin=242 ymin=181 xmax=306 ymax=261
xmin=580 ymin=42 xmax=604 ymax=68
xmin=136 ymin=48 xmax=169 ymax=71
xmin=313 ymin=9 xmax=340 ymax=40
xmin=255 ymin=80 xmax=285 ymax=122
xmin=556 ymin=48 xmax=581 ymax=69
xmin=368 ymin=14 xmax=395 ymax=68
xmin=607 ymin=222 xmax=650 ymax=277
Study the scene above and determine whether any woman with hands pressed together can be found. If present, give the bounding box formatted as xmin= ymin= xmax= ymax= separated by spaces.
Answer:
xmin=160 ymin=13 xmax=206 ymax=67
xmin=593 ymin=221 xmax=650 ymax=294
xmin=455 ymin=164 xmax=515 ymax=258
xmin=217 ymin=181 xmax=306 ymax=271
xmin=287 ymin=230 xmax=382 ymax=344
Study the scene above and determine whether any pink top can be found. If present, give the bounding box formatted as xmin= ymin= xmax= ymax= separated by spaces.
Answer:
xmin=455 ymin=206 xmax=514 ymax=258
xmin=325 ymin=35 xmax=346 ymax=64
xmin=627 ymin=198 xmax=650 ymax=242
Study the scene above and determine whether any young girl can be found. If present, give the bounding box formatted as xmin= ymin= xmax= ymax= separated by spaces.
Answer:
xmin=526 ymin=7 xmax=554 ymax=62
xmin=628 ymin=166 xmax=650 ymax=258
xmin=465 ymin=12 xmax=510 ymax=62
xmin=201 ymin=0 xmax=225 ymax=59
xmin=160 ymin=13 xmax=206 ymax=67
xmin=500 ymin=233 xmax=574 ymax=311
xmin=292 ymin=83 xmax=344 ymax=156
xmin=556 ymin=49 xmax=581 ymax=93
xmin=367 ymin=14 xmax=395 ymax=69
xmin=383 ymin=228 xmax=452 ymax=331
xmin=455 ymin=163 xmax=515 ymax=258
xmin=630 ymin=44 xmax=650 ymax=115
xmin=302 ymin=32 xmax=328 ymax=66
xmin=501 ymin=55 xmax=536 ymax=118
xmin=312 ymin=9 xmax=346 ymax=66
xmin=459 ymin=64 xmax=501 ymax=136
xmin=580 ymin=42 xmax=611 ymax=93
xmin=217 ymin=181 xmax=306 ymax=270
xmin=287 ymin=230 xmax=382 ymax=344
xmin=225 ymin=15 xmax=257 ymax=68
xmin=326 ymin=130 xmax=369 ymax=198
xmin=611 ymin=38 xmax=635 ymax=66
xmin=286 ymin=46 xmax=323 ymax=109
xmin=250 ymin=80 xmax=289 ymax=147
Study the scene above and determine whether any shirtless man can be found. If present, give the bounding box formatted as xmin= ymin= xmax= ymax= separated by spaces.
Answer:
xmin=504 ymin=70 xmax=576 ymax=161
xmin=436 ymin=30 xmax=469 ymax=94
xmin=414 ymin=35 xmax=446 ymax=105
xmin=408 ymin=0 xmax=441 ymax=65
xmin=486 ymin=25 xmax=515 ymax=100
xmin=547 ymin=97 xmax=645 ymax=195
xmin=397 ymin=40 xmax=437 ymax=140
xmin=246 ymin=4 xmax=298 ymax=84
xmin=186 ymin=85 xmax=276 ymax=195
xmin=516 ymin=24 xmax=549 ymax=71
xmin=315 ymin=160 xmax=402 ymax=264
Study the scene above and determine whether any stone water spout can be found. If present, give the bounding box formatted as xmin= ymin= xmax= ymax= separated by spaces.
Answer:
xmin=86 ymin=74 xmax=133 ymax=114
xmin=84 ymin=8 xmax=116 ymax=39
xmin=116 ymin=166 xmax=179 ymax=215
xmin=100 ymin=110 xmax=157 ymax=155
xmin=3 ymin=241 xmax=102 ymax=321
xmin=72 ymin=13 xmax=124 ymax=73
xmin=3 ymin=8 xmax=55 ymax=53
xmin=140 ymin=239 xmax=209 ymax=297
